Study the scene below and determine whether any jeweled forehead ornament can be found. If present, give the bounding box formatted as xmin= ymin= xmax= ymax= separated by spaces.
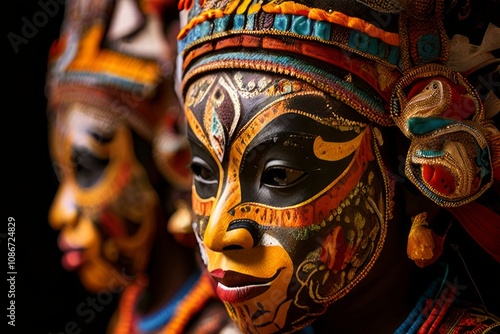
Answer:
xmin=177 ymin=0 xmax=499 ymax=263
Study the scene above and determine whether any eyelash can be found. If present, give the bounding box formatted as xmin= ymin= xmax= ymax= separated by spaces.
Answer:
xmin=261 ymin=166 xmax=306 ymax=188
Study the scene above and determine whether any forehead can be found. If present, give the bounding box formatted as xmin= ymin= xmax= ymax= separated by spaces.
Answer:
xmin=55 ymin=103 xmax=118 ymax=137
xmin=185 ymin=71 xmax=307 ymax=136
xmin=184 ymin=71 xmax=368 ymax=152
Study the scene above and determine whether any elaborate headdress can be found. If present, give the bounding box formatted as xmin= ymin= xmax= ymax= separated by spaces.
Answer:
xmin=47 ymin=0 xmax=192 ymax=190
xmin=176 ymin=0 xmax=499 ymax=263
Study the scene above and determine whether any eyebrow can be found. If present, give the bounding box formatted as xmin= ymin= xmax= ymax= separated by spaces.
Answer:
xmin=312 ymin=129 xmax=366 ymax=162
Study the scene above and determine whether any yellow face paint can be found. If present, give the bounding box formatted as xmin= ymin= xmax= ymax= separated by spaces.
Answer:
xmin=48 ymin=105 xmax=157 ymax=292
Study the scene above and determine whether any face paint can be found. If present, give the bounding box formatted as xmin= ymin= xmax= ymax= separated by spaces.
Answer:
xmin=185 ymin=71 xmax=393 ymax=333
xmin=48 ymin=104 xmax=158 ymax=292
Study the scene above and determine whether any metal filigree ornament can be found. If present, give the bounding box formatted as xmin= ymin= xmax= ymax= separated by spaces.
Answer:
xmin=390 ymin=64 xmax=494 ymax=207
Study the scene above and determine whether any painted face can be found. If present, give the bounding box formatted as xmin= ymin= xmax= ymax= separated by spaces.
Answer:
xmin=48 ymin=104 xmax=158 ymax=292
xmin=185 ymin=71 xmax=393 ymax=333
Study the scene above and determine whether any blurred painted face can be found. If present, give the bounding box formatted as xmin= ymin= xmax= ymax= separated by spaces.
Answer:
xmin=185 ymin=71 xmax=392 ymax=333
xmin=48 ymin=104 xmax=157 ymax=292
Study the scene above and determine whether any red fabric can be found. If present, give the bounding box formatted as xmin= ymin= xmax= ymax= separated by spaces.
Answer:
xmin=145 ymin=0 xmax=177 ymax=15
xmin=436 ymin=306 xmax=500 ymax=333
xmin=422 ymin=165 xmax=456 ymax=195
xmin=407 ymin=78 xmax=434 ymax=100
xmin=178 ymin=0 xmax=194 ymax=11
xmin=448 ymin=201 xmax=500 ymax=262
xmin=48 ymin=35 xmax=67 ymax=61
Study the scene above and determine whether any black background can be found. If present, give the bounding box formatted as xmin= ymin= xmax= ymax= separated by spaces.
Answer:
xmin=6 ymin=1 xmax=116 ymax=333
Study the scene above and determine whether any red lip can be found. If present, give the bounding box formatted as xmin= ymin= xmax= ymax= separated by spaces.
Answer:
xmin=216 ymin=283 xmax=271 ymax=303
xmin=58 ymin=236 xmax=85 ymax=271
xmin=62 ymin=250 xmax=84 ymax=271
xmin=210 ymin=269 xmax=280 ymax=303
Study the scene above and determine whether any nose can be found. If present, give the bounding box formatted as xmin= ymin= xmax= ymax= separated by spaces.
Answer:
xmin=225 ymin=219 xmax=263 ymax=249
xmin=204 ymin=218 xmax=261 ymax=251
xmin=49 ymin=183 xmax=78 ymax=230
xmin=203 ymin=185 xmax=262 ymax=251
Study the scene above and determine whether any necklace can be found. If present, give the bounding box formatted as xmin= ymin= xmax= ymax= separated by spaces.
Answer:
xmin=113 ymin=271 xmax=218 ymax=334
xmin=394 ymin=262 xmax=500 ymax=334
xmin=138 ymin=272 xmax=200 ymax=332
xmin=395 ymin=264 xmax=454 ymax=334
xmin=113 ymin=274 xmax=149 ymax=334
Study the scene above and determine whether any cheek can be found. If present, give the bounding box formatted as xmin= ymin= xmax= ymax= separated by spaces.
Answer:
xmin=191 ymin=190 xmax=214 ymax=238
xmin=319 ymin=226 xmax=348 ymax=272
xmin=112 ymin=166 xmax=158 ymax=225
xmin=108 ymin=187 xmax=158 ymax=261
xmin=98 ymin=209 xmax=129 ymax=238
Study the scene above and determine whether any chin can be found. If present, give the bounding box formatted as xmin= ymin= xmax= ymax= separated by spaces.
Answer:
xmin=78 ymin=262 xmax=132 ymax=293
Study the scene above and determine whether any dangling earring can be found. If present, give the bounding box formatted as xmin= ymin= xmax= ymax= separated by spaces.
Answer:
xmin=407 ymin=212 xmax=449 ymax=267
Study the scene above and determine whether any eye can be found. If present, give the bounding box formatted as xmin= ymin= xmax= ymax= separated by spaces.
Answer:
xmin=71 ymin=147 xmax=108 ymax=188
xmin=190 ymin=156 xmax=218 ymax=185
xmin=261 ymin=163 xmax=306 ymax=188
